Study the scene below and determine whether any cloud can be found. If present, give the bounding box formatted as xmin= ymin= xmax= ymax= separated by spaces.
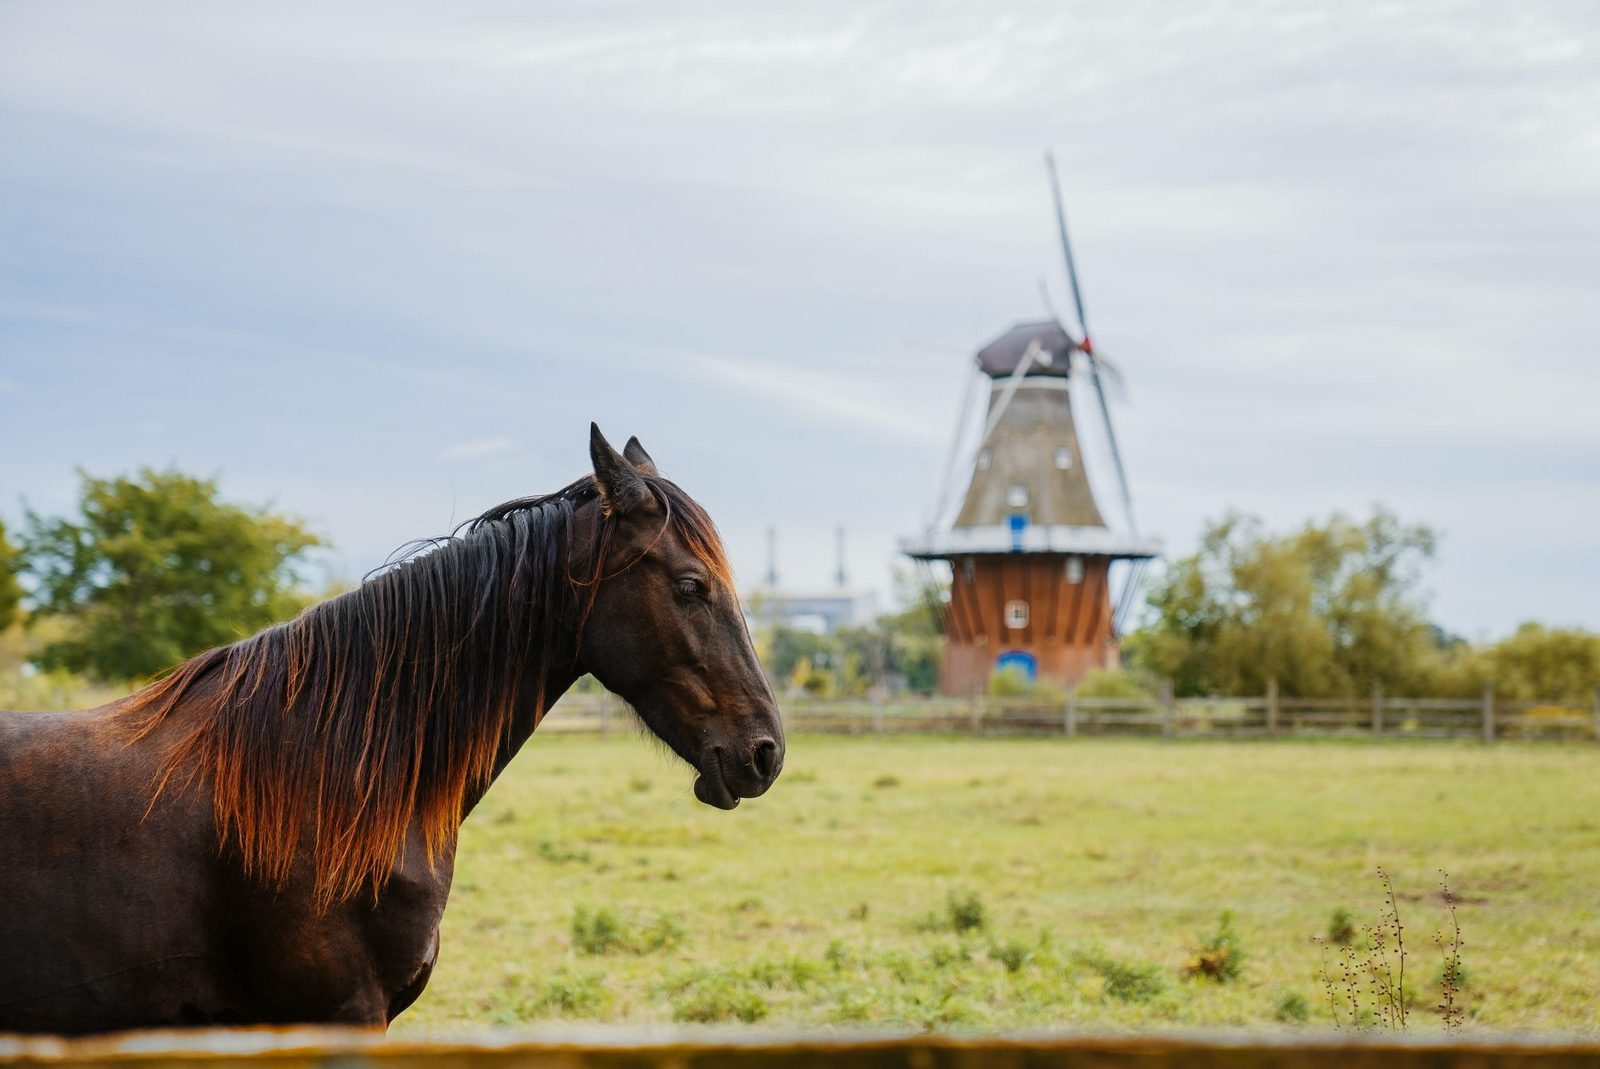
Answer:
xmin=440 ymin=437 xmax=518 ymax=462
xmin=0 ymin=1 xmax=1596 ymax=635
xmin=684 ymin=355 xmax=945 ymax=445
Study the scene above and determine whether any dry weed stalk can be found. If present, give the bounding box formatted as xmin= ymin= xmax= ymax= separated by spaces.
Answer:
xmin=1435 ymin=871 xmax=1465 ymax=1033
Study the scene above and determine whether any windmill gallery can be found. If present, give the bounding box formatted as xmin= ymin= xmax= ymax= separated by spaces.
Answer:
xmin=902 ymin=157 xmax=1161 ymax=696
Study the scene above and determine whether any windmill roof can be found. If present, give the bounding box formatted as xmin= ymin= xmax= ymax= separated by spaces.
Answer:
xmin=975 ymin=319 xmax=1078 ymax=379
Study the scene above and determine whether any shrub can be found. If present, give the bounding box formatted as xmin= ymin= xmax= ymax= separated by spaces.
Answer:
xmin=534 ymin=968 xmax=613 ymax=1017
xmin=990 ymin=938 xmax=1032 ymax=974
xmin=1075 ymin=668 xmax=1157 ymax=700
xmin=1080 ymin=952 xmax=1166 ymax=1003
xmin=571 ymin=906 xmax=629 ymax=955
xmin=670 ymin=972 xmax=769 ymax=1024
xmin=571 ymin=905 xmax=685 ymax=956
xmin=1275 ymin=989 xmax=1311 ymax=1023
xmin=1327 ymin=906 xmax=1357 ymax=946
xmin=1185 ymin=910 xmax=1246 ymax=982
xmin=946 ymin=890 xmax=987 ymax=933
xmin=537 ymin=839 xmax=592 ymax=865
xmin=748 ymin=954 xmax=823 ymax=990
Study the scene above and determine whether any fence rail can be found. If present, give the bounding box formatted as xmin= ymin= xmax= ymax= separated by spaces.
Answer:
xmin=541 ymin=684 xmax=1600 ymax=743
xmin=4 ymin=1027 xmax=1600 ymax=1068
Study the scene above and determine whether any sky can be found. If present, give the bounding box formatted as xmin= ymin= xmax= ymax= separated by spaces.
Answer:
xmin=1 ymin=1 xmax=1596 ymax=640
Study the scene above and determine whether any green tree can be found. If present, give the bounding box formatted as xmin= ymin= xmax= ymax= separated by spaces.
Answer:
xmin=1485 ymin=623 xmax=1600 ymax=703
xmin=0 ymin=519 xmax=21 ymax=632
xmin=1126 ymin=508 xmax=1441 ymax=697
xmin=19 ymin=468 xmax=321 ymax=681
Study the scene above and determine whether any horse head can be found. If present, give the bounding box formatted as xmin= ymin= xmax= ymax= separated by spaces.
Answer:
xmin=576 ymin=424 xmax=784 ymax=809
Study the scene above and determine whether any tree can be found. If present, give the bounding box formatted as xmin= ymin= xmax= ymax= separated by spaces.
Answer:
xmin=1485 ymin=623 xmax=1600 ymax=704
xmin=0 ymin=519 xmax=20 ymax=632
xmin=19 ymin=468 xmax=321 ymax=681
xmin=1125 ymin=508 xmax=1441 ymax=697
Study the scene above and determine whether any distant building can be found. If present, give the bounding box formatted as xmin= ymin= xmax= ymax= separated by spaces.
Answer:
xmin=744 ymin=526 xmax=878 ymax=635
xmin=901 ymin=320 xmax=1159 ymax=694
xmin=745 ymin=587 xmax=879 ymax=636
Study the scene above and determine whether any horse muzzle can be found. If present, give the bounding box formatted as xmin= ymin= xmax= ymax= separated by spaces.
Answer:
xmin=694 ymin=734 xmax=783 ymax=810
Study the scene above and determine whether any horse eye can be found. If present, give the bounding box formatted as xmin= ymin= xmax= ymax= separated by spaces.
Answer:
xmin=676 ymin=577 xmax=707 ymax=599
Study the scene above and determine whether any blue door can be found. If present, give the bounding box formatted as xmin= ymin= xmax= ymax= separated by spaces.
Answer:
xmin=996 ymin=649 xmax=1037 ymax=682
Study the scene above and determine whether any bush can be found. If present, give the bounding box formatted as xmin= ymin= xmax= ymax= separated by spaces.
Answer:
xmin=1075 ymin=668 xmax=1157 ymax=700
xmin=1185 ymin=910 xmax=1246 ymax=982
xmin=990 ymin=938 xmax=1032 ymax=974
xmin=669 ymin=971 xmax=769 ymax=1023
xmin=946 ymin=890 xmax=987 ymax=933
xmin=571 ymin=905 xmax=686 ymax=956
xmin=1275 ymin=989 xmax=1311 ymax=1023
xmin=747 ymin=954 xmax=824 ymax=991
xmin=1327 ymin=906 xmax=1357 ymax=946
xmin=534 ymin=968 xmax=613 ymax=1017
xmin=571 ymin=906 xmax=629 ymax=955
xmin=987 ymin=667 xmax=1066 ymax=703
xmin=1080 ymin=952 xmax=1166 ymax=1003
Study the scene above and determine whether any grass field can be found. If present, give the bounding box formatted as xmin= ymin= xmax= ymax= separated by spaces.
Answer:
xmin=398 ymin=733 xmax=1600 ymax=1035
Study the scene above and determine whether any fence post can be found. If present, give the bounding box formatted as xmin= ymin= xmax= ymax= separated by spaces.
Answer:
xmin=1371 ymin=680 xmax=1384 ymax=738
xmin=971 ymin=683 xmax=984 ymax=736
xmin=1064 ymin=683 xmax=1078 ymax=739
xmin=1161 ymin=678 xmax=1175 ymax=739
xmin=600 ymin=696 xmax=611 ymax=738
xmin=872 ymin=696 xmax=885 ymax=735
xmin=1266 ymin=678 xmax=1279 ymax=737
xmin=1593 ymin=686 xmax=1600 ymax=745
xmin=1481 ymin=684 xmax=1495 ymax=744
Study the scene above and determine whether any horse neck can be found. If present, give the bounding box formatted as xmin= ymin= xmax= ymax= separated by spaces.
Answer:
xmin=462 ymin=653 xmax=584 ymax=819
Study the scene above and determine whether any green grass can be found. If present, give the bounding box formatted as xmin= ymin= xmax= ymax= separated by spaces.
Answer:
xmin=399 ymin=734 xmax=1600 ymax=1034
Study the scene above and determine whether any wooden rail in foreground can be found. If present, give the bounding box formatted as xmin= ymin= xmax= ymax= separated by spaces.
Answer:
xmin=4 ymin=1028 xmax=1600 ymax=1068
xmin=543 ymin=685 xmax=1600 ymax=743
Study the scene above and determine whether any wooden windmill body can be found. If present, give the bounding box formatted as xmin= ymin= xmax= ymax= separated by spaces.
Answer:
xmin=902 ymin=158 xmax=1161 ymax=696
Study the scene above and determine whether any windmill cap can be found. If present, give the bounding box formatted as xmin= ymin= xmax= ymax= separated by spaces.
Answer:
xmin=975 ymin=319 xmax=1079 ymax=379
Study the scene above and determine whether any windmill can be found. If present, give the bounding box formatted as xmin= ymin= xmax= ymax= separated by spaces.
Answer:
xmin=902 ymin=154 xmax=1162 ymax=695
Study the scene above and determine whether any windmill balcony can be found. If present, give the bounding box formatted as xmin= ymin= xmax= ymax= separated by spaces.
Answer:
xmin=899 ymin=524 xmax=1162 ymax=561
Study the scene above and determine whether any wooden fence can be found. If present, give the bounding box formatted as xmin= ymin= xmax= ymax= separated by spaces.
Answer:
xmin=541 ymin=685 xmax=1600 ymax=743
xmin=5 ymin=1027 xmax=1600 ymax=1068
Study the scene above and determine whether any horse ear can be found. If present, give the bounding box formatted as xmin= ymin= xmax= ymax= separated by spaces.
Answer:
xmin=590 ymin=423 xmax=653 ymax=515
xmin=623 ymin=436 xmax=658 ymax=475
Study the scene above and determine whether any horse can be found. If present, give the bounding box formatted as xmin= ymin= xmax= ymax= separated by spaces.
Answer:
xmin=0 ymin=425 xmax=783 ymax=1035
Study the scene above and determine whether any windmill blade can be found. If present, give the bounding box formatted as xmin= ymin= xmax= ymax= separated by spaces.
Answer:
xmin=1046 ymin=150 xmax=1138 ymax=535
xmin=1085 ymin=347 xmax=1128 ymax=401
xmin=926 ymin=363 xmax=983 ymax=529
xmin=1045 ymin=152 xmax=1092 ymax=349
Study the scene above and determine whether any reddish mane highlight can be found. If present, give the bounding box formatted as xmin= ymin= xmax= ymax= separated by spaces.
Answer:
xmin=115 ymin=473 xmax=731 ymax=908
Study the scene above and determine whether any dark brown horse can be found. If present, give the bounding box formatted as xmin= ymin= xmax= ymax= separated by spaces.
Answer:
xmin=0 ymin=426 xmax=782 ymax=1035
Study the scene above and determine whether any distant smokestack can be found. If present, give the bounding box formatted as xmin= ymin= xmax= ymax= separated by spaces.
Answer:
xmin=766 ymin=526 xmax=778 ymax=588
xmin=835 ymin=525 xmax=847 ymax=589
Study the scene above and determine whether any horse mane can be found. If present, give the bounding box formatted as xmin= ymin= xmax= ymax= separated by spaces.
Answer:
xmin=115 ymin=473 xmax=732 ymax=908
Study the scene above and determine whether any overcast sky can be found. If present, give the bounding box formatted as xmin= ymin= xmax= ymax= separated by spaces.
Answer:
xmin=2 ymin=2 xmax=1596 ymax=639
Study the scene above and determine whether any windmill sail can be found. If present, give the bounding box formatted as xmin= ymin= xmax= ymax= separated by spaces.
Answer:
xmin=1046 ymin=152 xmax=1137 ymax=536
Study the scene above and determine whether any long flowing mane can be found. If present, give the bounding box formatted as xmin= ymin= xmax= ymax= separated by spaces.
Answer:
xmin=116 ymin=474 xmax=731 ymax=908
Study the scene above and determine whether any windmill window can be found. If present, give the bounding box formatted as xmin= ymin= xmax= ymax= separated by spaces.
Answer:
xmin=976 ymin=449 xmax=991 ymax=471
xmin=1004 ymin=600 xmax=1029 ymax=629
xmin=1065 ymin=556 xmax=1085 ymax=584
xmin=1054 ymin=447 xmax=1073 ymax=470
xmin=1006 ymin=484 xmax=1028 ymax=508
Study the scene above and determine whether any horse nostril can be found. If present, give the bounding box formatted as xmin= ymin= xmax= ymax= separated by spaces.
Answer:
xmin=750 ymin=737 xmax=780 ymax=781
